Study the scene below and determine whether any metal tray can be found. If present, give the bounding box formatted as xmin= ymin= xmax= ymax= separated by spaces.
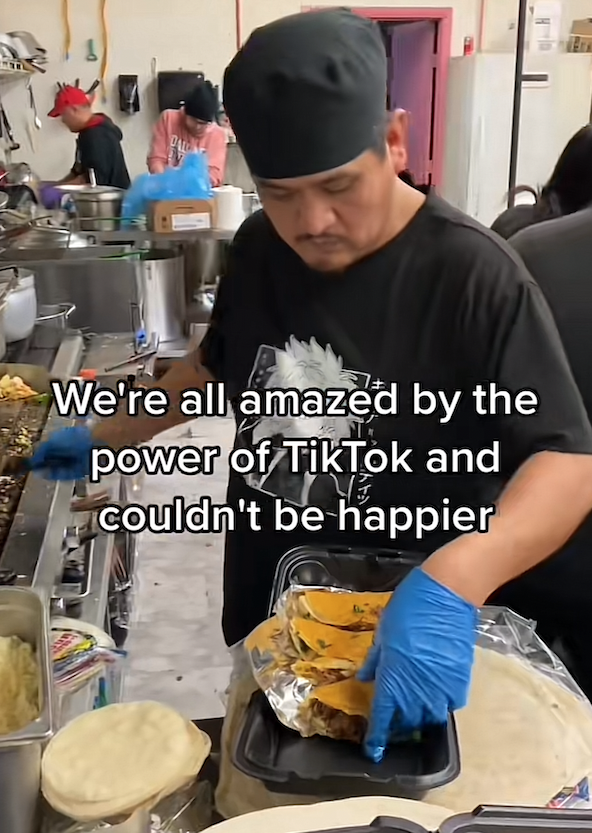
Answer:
xmin=0 ymin=587 xmax=55 ymax=833
xmin=0 ymin=364 xmax=53 ymax=553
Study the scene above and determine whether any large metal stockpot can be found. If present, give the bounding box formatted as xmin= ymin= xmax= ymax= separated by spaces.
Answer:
xmin=0 ymin=587 xmax=55 ymax=833
xmin=58 ymin=185 xmax=124 ymax=232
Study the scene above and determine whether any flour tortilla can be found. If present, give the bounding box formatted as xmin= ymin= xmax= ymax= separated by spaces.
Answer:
xmin=427 ymin=647 xmax=592 ymax=811
xmin=44 ymin=721 xmax=210 ymax=822
xmin=211 ymin=796 xmax=453 ymax=833
xmin=42 ymin=702 xmax=211 ymax=821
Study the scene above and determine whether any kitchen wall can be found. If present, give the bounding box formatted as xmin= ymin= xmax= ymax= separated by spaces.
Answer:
xmin=1 ymin=0 xmax=591 ymax=180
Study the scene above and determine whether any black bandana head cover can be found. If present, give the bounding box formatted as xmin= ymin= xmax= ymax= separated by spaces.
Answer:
xmin=223 ymin=9 xmax=387 ymax=180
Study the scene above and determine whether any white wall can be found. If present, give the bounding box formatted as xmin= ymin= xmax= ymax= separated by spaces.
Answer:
xmin=1 ymin=0 xmax=591 ymax=181
xmin=484 ymin=0 xmax=592 ymax=52
xmin=0 ymin=0 xmax=479 ymax=180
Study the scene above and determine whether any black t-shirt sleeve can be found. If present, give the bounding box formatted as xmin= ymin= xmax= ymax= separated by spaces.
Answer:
xmin=463 ymin=243 xmax=592 ymax=472
xmin=199 ymin=214 xmax=263 ymax=384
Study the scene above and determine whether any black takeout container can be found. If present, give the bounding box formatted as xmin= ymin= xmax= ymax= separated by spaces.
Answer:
xmin=233 ymin=545 xmax=461 ymax=797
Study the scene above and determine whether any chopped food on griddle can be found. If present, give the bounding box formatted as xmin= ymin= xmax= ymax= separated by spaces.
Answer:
xmin=0 ymin=375 xmax=38 ymax=401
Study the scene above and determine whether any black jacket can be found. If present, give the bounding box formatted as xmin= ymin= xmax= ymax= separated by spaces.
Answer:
xmin=72 ymin=115 xmax=131 ymax=189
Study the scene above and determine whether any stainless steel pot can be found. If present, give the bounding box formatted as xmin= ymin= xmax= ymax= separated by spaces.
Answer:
xmin=36 ymin=302 xmax=75 ymax=329
xmin=3 ymin=163 xmax=41 ymax=204
xmin=134 ymin=250 xmax=186 ymax=342
xmin=58 ymin=185 xmax=124 ymax=232
xmin=0 ymin=588 xmax=55 ymax=833
xmin=0 ymin=271 xmax=18 ymax=358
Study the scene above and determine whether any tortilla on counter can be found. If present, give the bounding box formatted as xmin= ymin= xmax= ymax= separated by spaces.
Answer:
xmin=301 ymin=678 xmax=374 ymax=743
xmin=212 ymin=796 xmax=454 ymax=833
xmin=289 ymin=618 xmax=374 ymax=664
xmin=427 ymin=647 xmax=592 ymax=811
xmin=300 ymin=590 xmax=392 ymax=630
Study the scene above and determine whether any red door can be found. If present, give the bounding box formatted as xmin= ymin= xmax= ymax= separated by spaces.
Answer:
xmin=387 ymin=21 xmax=438 ymax=186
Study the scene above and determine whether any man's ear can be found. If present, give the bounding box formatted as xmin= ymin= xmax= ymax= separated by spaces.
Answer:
xmin=386 ymin=109 xmax=409 ymax=174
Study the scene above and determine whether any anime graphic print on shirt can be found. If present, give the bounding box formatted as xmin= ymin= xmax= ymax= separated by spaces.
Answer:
xmin=236 ymin=336 xmax=382 ymax=513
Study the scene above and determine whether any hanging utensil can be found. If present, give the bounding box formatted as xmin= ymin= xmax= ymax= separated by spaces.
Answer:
xmin=0 ymin=102 xmax=19 ymax=152
xmin=62 ymin=0 xmax=71 ymax=60
xmin=99 ymin=0 xmax=109 ymax=103
xmin=27 ymin=80 xmax=42 ymax=130
xmin=86 ymin=39 xmax=98 ymax=62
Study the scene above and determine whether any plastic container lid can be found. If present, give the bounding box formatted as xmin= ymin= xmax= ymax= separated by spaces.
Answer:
xmin=234 ymin=546 xmax=460 ymax=798
xmin=288 ymin=810 xmax=592 ymax=833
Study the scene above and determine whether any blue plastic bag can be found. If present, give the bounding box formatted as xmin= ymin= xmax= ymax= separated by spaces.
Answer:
xmin=121 ymin=152 xmax=213 ymax=227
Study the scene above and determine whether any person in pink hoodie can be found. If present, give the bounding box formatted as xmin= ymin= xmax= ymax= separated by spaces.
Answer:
xmin=147 ymin=80 xmax=228 ymax=186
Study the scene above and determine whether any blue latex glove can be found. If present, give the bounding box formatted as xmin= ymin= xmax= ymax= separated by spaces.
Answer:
xmin=359 ymin=567 xmax=478 ymax=763
xmin=29 ymin=426 xmax=95 ymax=481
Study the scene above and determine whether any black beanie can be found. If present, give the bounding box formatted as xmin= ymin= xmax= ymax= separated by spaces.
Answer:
xmin=184 ymin=81 xmax=217 ymax=123
xmin=223 ymin=9 xmax=387 ymax=180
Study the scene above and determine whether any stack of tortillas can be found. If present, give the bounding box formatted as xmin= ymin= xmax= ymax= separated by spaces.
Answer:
xmin=42 ymin=701 xmax=211 ymax=822
xmin=427 ymin=647 xmax=592 ymax=811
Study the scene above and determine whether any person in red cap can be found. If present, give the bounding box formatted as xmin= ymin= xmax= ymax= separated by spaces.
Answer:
xmin=48 ymin=84 xmax=130 ymax=191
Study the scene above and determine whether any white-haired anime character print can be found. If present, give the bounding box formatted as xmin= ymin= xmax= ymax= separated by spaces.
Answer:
xmin=237 ymin=337 xmax=374 ymax=512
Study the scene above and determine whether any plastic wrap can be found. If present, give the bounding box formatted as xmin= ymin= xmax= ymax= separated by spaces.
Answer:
xmin=121 ymin=153 xmax=213 ymax=226
xmin=42 ymin=779 xmax=213 ymax=833
xmin=51 ymin=620 xmax=126 ymax=695
xmin=245 ymin=584 xmax=590 ymax=739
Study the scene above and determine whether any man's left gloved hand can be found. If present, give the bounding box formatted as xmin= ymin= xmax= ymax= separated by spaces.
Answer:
xmin=359 ymin=567 xmax=478 ymax=763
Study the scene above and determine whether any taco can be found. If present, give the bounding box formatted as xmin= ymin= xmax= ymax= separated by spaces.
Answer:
xmin=245 ymin=616 xmax=283 ymax=654
xmin=289 ymin=618 xmax=374 ymax=664
xmin=302 ymin=677 xmax=374 ymax=743
xmin=299 ymin=590 xmax=392 ymax=630
xmin=293 ymin=657 xmax=357 ymax=686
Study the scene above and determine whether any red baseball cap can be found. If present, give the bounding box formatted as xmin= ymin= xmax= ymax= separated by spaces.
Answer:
xmin=48 ymin=86 xmax=91 ymax=118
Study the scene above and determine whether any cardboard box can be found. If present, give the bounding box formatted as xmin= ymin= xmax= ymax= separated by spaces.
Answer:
xmin=569 ymin=19 xmax=592 ymax=52
xmin=148 ymin=199 xmax=217 ymax=233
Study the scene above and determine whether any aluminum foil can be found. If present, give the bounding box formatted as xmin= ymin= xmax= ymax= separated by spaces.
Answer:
xmin=245 ymin=585 xmax=589 ymax=738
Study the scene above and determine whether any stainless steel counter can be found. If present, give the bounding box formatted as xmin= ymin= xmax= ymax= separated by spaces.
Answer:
xmin=89 ymin=228 xmax=236 ymax=244
xmin=1 ymin=332 xmax=144 ymax=635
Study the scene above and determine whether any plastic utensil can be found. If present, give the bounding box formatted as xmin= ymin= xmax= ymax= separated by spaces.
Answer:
xmin=99 ymin=0 xmax=109 ymax=102
xmin=62 ymin=0 xmax=71 ymax=59
xmin=86 ymin=38 xmax=98 ymax=61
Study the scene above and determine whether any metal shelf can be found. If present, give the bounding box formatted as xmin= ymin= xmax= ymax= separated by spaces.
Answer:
xmin=0 ymin=58 xmax=32 ymax=80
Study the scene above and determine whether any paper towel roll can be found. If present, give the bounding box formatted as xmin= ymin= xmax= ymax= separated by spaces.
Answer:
xmin=214 ymin=185 xmax=245 ymax=230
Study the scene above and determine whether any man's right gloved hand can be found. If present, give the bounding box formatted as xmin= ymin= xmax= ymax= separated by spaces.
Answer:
xmin=29 ymin=426 xmax=95 ymax=481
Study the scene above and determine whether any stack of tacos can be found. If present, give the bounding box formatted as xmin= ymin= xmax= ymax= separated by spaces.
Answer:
xmin=246 ymin=587 xmax=392 ymax=743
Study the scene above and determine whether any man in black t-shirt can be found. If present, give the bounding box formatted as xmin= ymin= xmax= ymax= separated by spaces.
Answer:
xmin=493 ymin=208 xmax=592 ymax=694
xmin=48 ymin=85 xmax=131 ymax=190
xmin=31 ymin=10 xmax=592 ymax=764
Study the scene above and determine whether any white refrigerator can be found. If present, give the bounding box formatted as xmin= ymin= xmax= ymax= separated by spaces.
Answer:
xmin=440 ymin=52 xmax=592 ymax=227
